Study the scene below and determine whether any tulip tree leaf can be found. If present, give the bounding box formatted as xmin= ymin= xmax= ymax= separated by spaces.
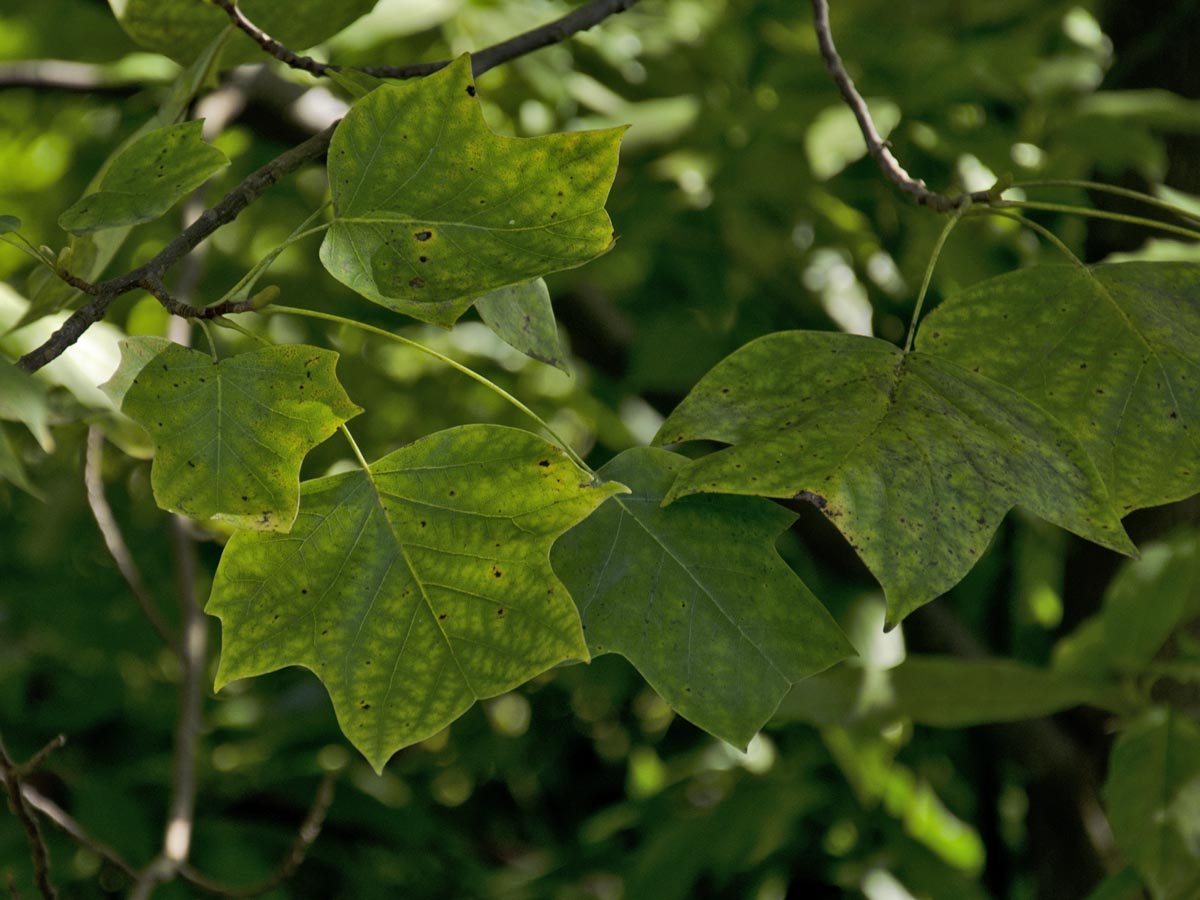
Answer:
xmin=100 ymin=339 xmax=360 ymax=531
xmin=1105 ymin=708 xmax=1200 ymax=900
xmin=108 ymin=0 xmax=378 ymax=68
xmin=207 ymin=425 xmax=626 ymax=771
xmin=0 ymin=216 xmax=20 ymax=235
xmin=551 ymin=447 xmax=853 ymax=748
xmin=0 ymin=360 xmax=53 ymax=452
xmin=320 ymin=55 xmax=623 ymax=327
xmin=653 ymin=331 xmax=1134 ymax=625
xmin=475 ymin=278 xmax=568 ymax=373
xmin=920 ymin=262 xmax=1200 ymax=514
xmin=0 ymin=424 xmax=40 ymax=498
xmin=59 ymin=121 xmax=229 ymax=234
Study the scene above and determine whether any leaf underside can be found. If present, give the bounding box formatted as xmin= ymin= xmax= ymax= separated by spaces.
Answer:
xmin=921 ymin=261 xmax=1200 ymax=513
xmin=552 ymin=447 xmax=853 ymax=747
xmin=475 ymin=278 xmax=569 ymax=373
xmin=320 ymin=55 xmax=624 ymax=327
xmin=653 ymin=331 xmax=1133 ymax=625
xmin=102 ymin=338 xmax=360 ymax=531
xmin=208 ymin=425 xmax=626 ymax=771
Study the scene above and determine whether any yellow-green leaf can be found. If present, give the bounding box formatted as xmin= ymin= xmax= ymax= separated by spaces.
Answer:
xmin=207 ymin=425 xmax=626 ymax=771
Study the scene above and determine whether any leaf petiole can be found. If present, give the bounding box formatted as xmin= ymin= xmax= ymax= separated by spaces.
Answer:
xmin=994 ymin=199 xmax=1200 ymax=243
xmin=262 ymin=305 xmax=595 ymax=476
xmin=339 ymin=423 xmax=372 ymax=473
xmin=1014 ymin=179 xmax=1200 ymax=228
xmin=215 ymin=203 xmax=332 ymax=305
xmin=905 ymin=201 xmax=968 ymax=353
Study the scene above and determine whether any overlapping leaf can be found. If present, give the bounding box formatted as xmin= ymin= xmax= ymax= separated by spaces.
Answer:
xmin=109 ymin=0 xmax=377 ymax=68
xmin=475 ymin=278 xmax=569 ymax=373
xmin=0 ymin=360 xmax=52 ymax=451
xmin=101 ymin=338 xmax=360 ymax=531
xmin=208 ymin=425 xmax=626 ymax=771
xmin=552 ymin=447 xmax=852 ymax=747
xmin=920 ymin=262 xmax=1200 ymax=513
xmin=59 ymin=121 xmax=229 ymax=234
xmin=654 ymin=331 xmax=1134 ymax=624
xmin=320 ymin=55 xmax=624 ymax=327
xmin=1105 ymin=709 xmax=1200 ymax=899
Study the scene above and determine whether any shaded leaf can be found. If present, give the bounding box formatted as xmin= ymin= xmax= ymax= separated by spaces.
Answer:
xmin=0 ymin=215 xmax=20 ymax=234
xmin=101 ymin=339 xmax=360 ymax=531
xmin=1105 ymin=708 xmax=1200 ymax=900
xmin=208 ymin=425 xmax=626 ymax=770
xmin=0 ymin=424 xmax=40 ymax=498
xmin=0 ymin=360 xmax=53 ymax=451
xmin=475 ymin=278 xmax=568 ymax=373
xmin=654 ymin=331 xmax=1134 ymax=624
xmin=59 ymin=121 xmax=229 ymax=234
xmin=778 ymin=656 xmax=1116 ymax=728
xmin=552 ymin=447 xmax=852 ymax=747
xmin=921 ymin=262 xmax=1200 ymax=513
xmin=108 ymin=0 xmax=377 ymax=68
xmin=320 ymin=55 xmax=623 ymax=327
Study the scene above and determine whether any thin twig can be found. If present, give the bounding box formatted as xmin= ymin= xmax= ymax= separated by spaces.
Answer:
xmin=0 ymin=734 xmax=58 ymax=900
xmin=179 ymin=772 xmax=338 ymax=899
xmin=810 ymin=0 xmax=994 ymax=212
xmin=210 ymin=0 xmax=642 ymax=80
xmin=84 ymin=427 xmax=175 ymax=648
xmin=10 ymin=738 xmax=65 ymax=783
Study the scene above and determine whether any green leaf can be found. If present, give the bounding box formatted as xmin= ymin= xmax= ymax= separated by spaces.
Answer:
xmin=551 ymin=447 xmax=852 ymax=748
xmin=100 ymin=339 xmax=360 ymax=531
xmin=475 ymin=278 xmax=569 ymax=373
xmin=920 ymin=262 xmax=1200 ymax=513
xmin=108 ymin=0 xmax=377 ymax=68
xmin=1105 ymin=708 xmax=1200 ymax=900
xmin=1082 ymin=868 xmax=1151 ymax=900
xmin=320 ymin=55 xmax=624 ymax=327
xmin=654 ymin=331 xmax=1134 ymax=625
xmin=0 ymin=215 xmax=20 ymax=235
xmin=0 ymin=360 xmax=53 ymax=452
xmin=58 ymin=121 xmax=229 ymax=234
xmin=207 ymin=425 xmax=626 ymax=771
xmin=0 ymin=424 xmax=40 ymax=498
xmin=778 ymin=656 xmax=1115 ymax=728
xmin=1056 ymin=531 xmax=1200 ymax=677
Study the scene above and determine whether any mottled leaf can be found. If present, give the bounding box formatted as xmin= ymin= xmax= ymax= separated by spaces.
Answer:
xmin=208 ymin=425 xmax=626 ymax=770
xmin=1105 ymin=708 xmax=1200 ymax=900
xmin=109 ymin=0 xmax=377 ymax=67
xmin=552 ymin=447 xmax=851 ymax=747
xmin=921 ymin=262 xmax=1200 ymax=513
xmin=59 ymin=121 xmax=229 ymax=234
xmin=654 ymin=331 xmax=1134 ymax=624
xmin=101 ymin=339 xmax=360 ymax=531
xmin=0 ymin=360 xmax=53 ymax=452
xmin=475 ymin=278 xmax=568 ymax=373
xmin=320 ymin=55 xmax=623 ymax=327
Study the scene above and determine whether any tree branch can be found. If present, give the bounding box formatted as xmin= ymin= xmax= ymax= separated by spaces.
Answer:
xmin=210 ymin=0 xmax=642 ymax=80
xmin=0 ymin=734 xmax=62 ymax=900
xmin=809 ymin=0 xmax=995 ymax=212
xmin=0 ymin=60 xmax=143 ymax=95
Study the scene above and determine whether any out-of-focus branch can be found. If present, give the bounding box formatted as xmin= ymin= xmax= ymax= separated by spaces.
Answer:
xmin=0 ymin=60 xmax=142 ymax=95
xmin=209 ymin=0 xmax=642 ymax=80
xmin=84 ymin=427 xmax=175 ymax=648
xmin=809 ymin=0 xmax=996 ymax=212
xmin=0 ymin=734 xmax=64 ymax=900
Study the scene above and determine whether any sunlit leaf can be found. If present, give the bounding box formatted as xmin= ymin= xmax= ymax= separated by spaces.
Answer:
xmin=0 ymin=360 xmax=53 ymax=451
xmin=475 ymin=278 xmax=568 ymax=373
xmin=320 ymin=55 xmax=623 ymax=327
xmin=1105 ymin=708 xmax=1200 ymax=900
xmin=101 ymin=339 xmax=360 ymax=531
xmin=921 ymin=262 xmax=1200 ymax=513
xmin=552 ymin=447 xmax=851 ymax=747
xmin=654 ymin=331 xmax=1134 ymax=624
xmin=58 ymin=121 xmax=229 ymax=234
xmin=208 ymin=425 xmax=626 ymax=771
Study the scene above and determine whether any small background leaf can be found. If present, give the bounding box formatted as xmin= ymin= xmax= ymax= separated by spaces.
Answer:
xmin=58 ymin=121 xmax=229 ymax=234
xmin=0 ymin=360 xmax=53 ymax=451
xmin=475 ymin=278 xmax=569 ymax=373
xmin=654 ymin=331 xmax=1133 ymax=624
xmin=552 ymin=447 xmax=852 ymax=747
xmin=101 ymin=339 xmax=360 ymax=531
xmin=0 ymin=215 xmax=21 ymax=234
xmin=320 ymin=55 xmax=623 ymax=327
xmin=208 ymin=425 xmax=625 ymax=771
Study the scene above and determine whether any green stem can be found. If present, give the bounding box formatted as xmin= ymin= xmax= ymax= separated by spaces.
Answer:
xmin=210 ymin=315 xmax=273 ymax=345
xmin=339 ymin=423 xmax=371 ymax=472
xmin=0 ymin=234 xmax=55 ymax=269
xmin=970 ymin=207 xmax=1085 ymax=268
xmin=905 ymin=203 xmax=967 ymax=352
xmin=994 ymin=199 xmax=1200 ymax=243
xmin=265 ymin=305 xmax=595 ymax=475
xmin=215 ymin=205 xmax=331 ymax=305
xmin=1015 ymin=178 xmax=1200 ymax=227
xmin=196 ymin=320 xmax=219 ymax=359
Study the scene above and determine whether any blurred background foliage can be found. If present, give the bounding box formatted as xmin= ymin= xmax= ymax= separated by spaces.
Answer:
xmin=2 ymin=0 xmax=1200 ymax=897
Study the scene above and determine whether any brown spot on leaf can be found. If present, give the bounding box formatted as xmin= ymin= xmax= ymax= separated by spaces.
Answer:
xmin=795 ymin=490 xmax=827 ymax=509
xmin=414 ymin=230 xmax=432 ymax=241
